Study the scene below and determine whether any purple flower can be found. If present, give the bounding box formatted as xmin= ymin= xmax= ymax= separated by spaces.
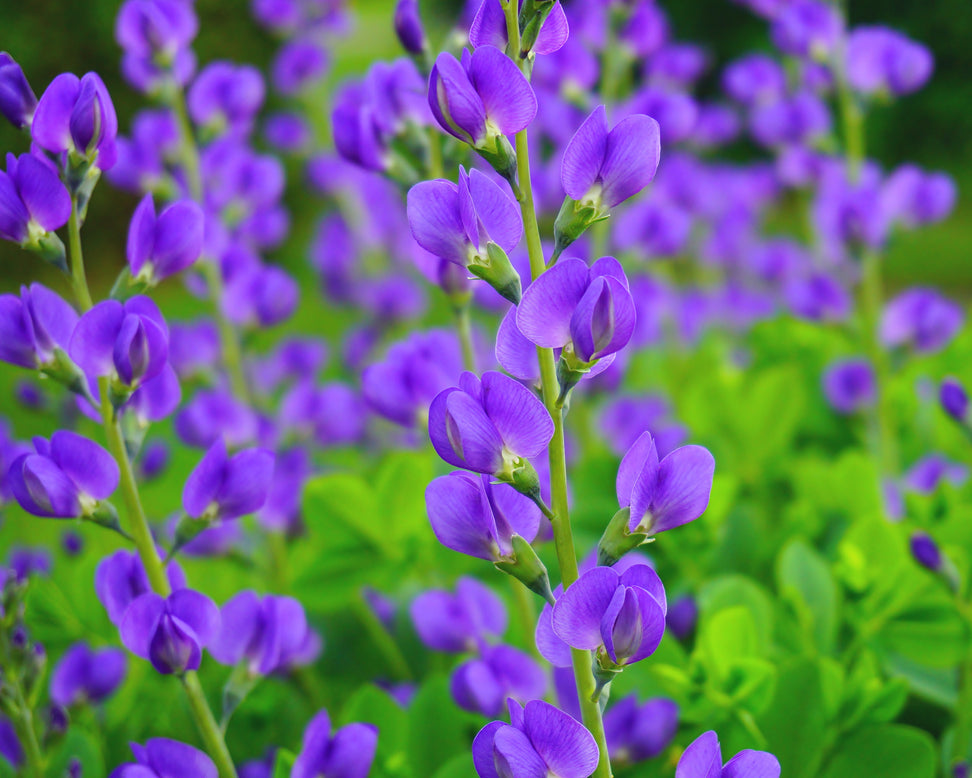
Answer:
xmin=222 ymin=264 xmax=299 ymax=328
xmin=176 ymin=388 xmax=259 ymax=449
xmin=847 ymin=27 xmax=933 ymax=96
xmin=0 ymin=717 xmax=22 ymax=768
xmin=110 ymin=738 xmax=217 ymax=778
xmin=426 ymin=472 xmax=542 ymax=560
xmin=472 ymin=699 xmax=599 ymax=778
xmin=272 ymin=38 xmax=329 ymax=95
xmin=428 ymin=371 xmax=553 ymax=481
xmin=469 ymin=0 xmax=569 ymax=57
xmin=69 ymin=296 xmax=170 ymax=390
xmin=666 ymin=595 xmax=698 ymax=641
xmin=410 ymin=576 xmax=506 ymax=653
xmin=182 ymin=438 xmax=274 ymax=521
xmin=749 ymin=91 xmax=831 ymax=148
xmin=187 ymin=61 xmax=265 ymax=134
xmin=451 ymin=644 xmax=547 ymax=717
xmin=904 ymin=454 xmax=968 ymax=495
xmin=280 ymin=381 xmax=368 ymax=447
xmin=7 ymin=431 xmax=118 ymax=519
xmin=604 ymin=696 xmax=679 ymax=766
xmin=0 ymin=53 xmax=37 ymax=129
xmin=560 ymin=104 xmax=661 ymax=210
xmin=407 ymin=167 xmax=523 ymax=303
xmin=394 ymin=0 xmax=426 ymax=55
xmin=822 ymin=358 xmax=876 ymax=415
xmin=722 ymin=54 xmax=787 ymax=106
xmin=516 ymin=256 xmax=637 ymax=368
xmin=882 ymin=165 xmax=956 ymax=227
xmin=120 ymin=588 xmax=219 ymax=674
xmin=120 ymin=360 xmax=180 ymax=426
xmin=168 ymin=320 xmax=220 ymax=379
xmin=941 ymin=378 xmax=969 ymax=423
xmin=126 ymin=194 xmax=205 ymax=283
xmin=115 ymin=0 xmax=198 ymax=61
xmin=32 ymin=72 xmax=118 ymax=170
xmin=50 ymin=641 xmax=127 ymax=706
xmin=0 ymin=283 xmax=78 ymax=369
xmin=0 ymin=152 xmax=71 ymax=247
xmin=362 ymin=329 xmax=464 ymax=428
xmin=257 ymin=447 xmax=313 ymax=532
xmin=8 ymin=546 xmax=52 ymax=581
xmin=263 ymin=111 xmax=311 ymax=153
xmin=616 ymin=432 xmax=715 ymax=536
xmin=675 ymin=730 xmax=779 ymax=778
xmin=429 ymin=46 xmax=537 ymax=148
xmin=292 ymin=710 xmax=378 ymax=778
xmin=880 ymin=288 xmax=963 ymax=354
xmin=551 ymin=564 xmax=667 ymax=667
xmin=95 ymin=549 xmax=187 ymax=625
xmin=910 ymin=531 xmax=942 ymax=571
xmin=770 ymin=0 xmax=842 ymax=59
xmin=784 ymin=272 xmax=851 ymax=322
xmin=138 ymin=439 xmax=170 ymax=481
xmin=210 ymin=590 xmax=320 ymax=674
xmin=598 ymin=395 xmax=687 ymax=458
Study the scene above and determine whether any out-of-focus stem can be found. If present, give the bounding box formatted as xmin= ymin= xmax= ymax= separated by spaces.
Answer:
xmin=502 ymin=3 xmax=613 ymax=776
xmin=11 ymin=686 xmax=43 ymax=778
xmin=353 ymin=593 xmax=413 ymax=681
xmin=427 ymin=126 xmax=444 ymax=179
xmin=455 ymin=303 xmax=477 ymax=372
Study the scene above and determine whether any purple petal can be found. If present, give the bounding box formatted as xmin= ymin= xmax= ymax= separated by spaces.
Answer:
xmin=486 ymin=644 xmax=547 ymax=704
xmin=215 ymin=448 xmax=274 ymax=519
xmin=426 ymin=472 xmax=499 ymax=560
xmin=616 ymin=432 xmax=658 ymax=509
xmin=69 ymin=300 xmax=125 ymax=377
xmin=406 ymin=180 xmax=467 ymax=265
xmin=144 ymin=738 xmax=218 ymax=778
xmin=469 ymin=0 xmax=506 ymax=50
xmin=152 ymin=200 xmax=205 ymax=278
xmin=293 ymin=709 xmax=332 ymax=778
xmin=31 ymin=73 xmax=80 ymax=153
xmin=430 ymin=52 xmax=487 ymax=144
xmin=428 ymin=388 xmax=504 ymax=473
xmin=468 ymin=168 xmax=522 ymax=253
xmin=457 ymin=575 xmax=508 ymax=638
xmin=49 ymin=430 xmax=119 ymax=500
xmin=535 ymin=602 xmax=572 ymax=667
xmin=14 ymin=153 xmax=71 ymax=230
xmin=182 ymin=438 xmax=228 ymax=518
xmin=126 ymin=193 xmax=156 ymax=277
xmin=599 ymin=114 xmax=662 ymax=208
xmin=650 ymin=446 xmax=715 ymax=533
xmin=561 ymin=106 xmax=608 ymax=201
xmin=569 ymin=275 xmax=637 ymax=362
xmin=523 ymin=699 xmax=599 ymax=778
xmin=168 ymin=589 xmax=220 ymax=647
xmin=410 ymin=590 xmax=476 ymax=653
xmin=552 ymin=566 xmax=620 ymax=650
xmin=481 ymin=371 xmax=553 ymax=459
xmin=472 ymin=721 xmax=505 ymax=778
xmin=467 ymin=45 xmax=537 ymax=136
xmin=496 ymin=307 xmax=540 ymax=382
xmin=619 ymin=564 xmax=667 ymax=613
xmin=676 ymin=731 xmax=722 ymax=778
xmin=322 ymin=723 xmax=378 ymax=778
xmin=451 ymin=659 xmax=505 ymax=717
xmin=27 ymin=283 xmax=78 ymax=356
xmin=492 ymin=726 xmax=548 ymax=778
xmin=209 ymin=590 xmax=261 ymax=666
xmin=119 ymin=593 xmax=166 ymax=658
xmin=533 ymin=3 xmax=570 ymax=55
xmin=516 ymin=258 xmax=591 ymax=348
xmin=9 ymin=454 xmax=81 ymax=517
xmin=723 ymin=751 xmax=781 ymax=778
xmin=604 ymin=587 xmax=666 ymax=664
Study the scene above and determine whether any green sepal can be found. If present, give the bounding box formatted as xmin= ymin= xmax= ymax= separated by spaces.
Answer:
xmin=110 ymin=266 xmax=153 ymax=301
xmin=597 ymin=507 xmax=654 ymax=567
xmin=494 ymin=534 xmax=556 ymax=605
xmin=167 ymin=513 xmax=215 ymax=561
xmin=468 ymin=242 xmax=523 ymax=304
xmin=39 ymin=347 xmax=96 ymax=405
xmin=221 ymin=662 xmax=260 ymax=732
xmin=517 ymin=0 xmax=556 ymax=58
xmin=29 ymin=231 xmax=68 ymax=272
xmin=551 ymin=196 xmax=608 ymax=265
xmin=476 ymin=134 xmax=521 ymax=199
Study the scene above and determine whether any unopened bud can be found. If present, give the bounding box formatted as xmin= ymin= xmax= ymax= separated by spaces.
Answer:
xmin=468 ymin=242 xmax=522 ymax=305
xmin=494 ymin=534 xmax=555 ymax=604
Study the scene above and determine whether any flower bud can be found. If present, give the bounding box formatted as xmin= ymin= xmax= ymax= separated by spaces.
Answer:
xmin=941 ymin=378 xmax=969 ymax=423
xmin=394 ymin=0 xmax=426 ymax=56
xmin=0 ymin=53 xmax=37 ymax=129
xmin=494 ymin=534 xmax=555 ymax=604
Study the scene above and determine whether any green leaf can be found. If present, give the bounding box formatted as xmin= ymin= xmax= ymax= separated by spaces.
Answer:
xmin=757 ymin=659 xmax=829 ymax=778
xmin=46 ymin=729 xmax=105 ymax=778
xmin=341 ymin=684 xmax=409 ymax=762
xmin=407 ymin=676 xmax=471 ymax=777
xmin=878 ymin=598 xmax=969 ymax=668
xmin=374 ymin=451 xmax=435 ymax=547
xmin=431 ymin=752 xmax=476 ymax=778
xmin=698 ymin=606 xmax=760 ymax=681
xmin=273 ymin=749 xmax=297 ymax=778
xmin=777 ymin=539 xmax=839 ymax=653
xmin=821 ymin=725 xmax=937 ymax=778
xmin=699 ymin=575 xmax=775 ymax=648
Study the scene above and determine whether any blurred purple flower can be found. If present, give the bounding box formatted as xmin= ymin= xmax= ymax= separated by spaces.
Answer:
xmin=292 ymin=710 xmax=378 ymax=778
xmin=822 ymin=358 xmax=876 ymax=415
xmin=50 ymin=641 xmax=127 ymax=706
xmin=182 ymin=438 xmax=274 ymax=521
xmin=120 ymin=588 xmax=219 ymax=674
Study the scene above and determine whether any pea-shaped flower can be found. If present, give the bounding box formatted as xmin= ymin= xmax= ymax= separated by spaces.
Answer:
xmin=516 ymin=257 xmax=636 ymax=401
xmin=0 ymin=153 xmax=71 ymax=262
xmin=426 ymin=472 xmax=552 ymax=600
xmin=407 ymin=167 xmax=523 ymax=303
xmin=110 ymin=738 xmax=217 ymax=778
xmin=182 ymin=438 xmax=274 ymax=521
xmin=472 ymin=699 xmax=599 ymax=778
xmin=552 ymin=565 xmax=667 ymax=675
xmin=292 ymin=709 xmax=378 ymax=778
xmin=469 ymin=0 xmax=569 ymax=59
xmin=410 ymin=576 xmax=507 ymax=654
xmin=0 ymin=53 xmax=37 ymax=129
xmin=452 ymin=644 xmax=547 ymax=718
xmin=604 ymin=695 xmax=679 ymax=767
xmin=50 ymin=641 xmax=127 ymax=707
xmin=210 ymin=590 xmax=320 ymax=675
xmin=941 ymin=377 xmax=968 ymax=423
xmin=7 ymin=431 xmax=118 ymax=519
xmin=429 ymin=45 xmax=537 ymax=177
xmin=846 ymin=27 xmax=933 ymax=97
xmin=125 ymin=193 xmax=205 ymax=286
xmin=69 ymin=296 xmax=170 ymax=394
xmin=554 ymin=105 xmax=661 ymax=260
xmin=880 ymin=288 xmax=963 ymax=355
xmin=95 ymin=548 xmax=187 ymax=626
xmin=120 ymin=588 xmax=219 ymax=674
xmin=822 ymin=358 xmax=875 ymax=415
xmin=428 ymin=371 xmax=554 ymax=496
xmin=32 ymin=72 xmax=118 ymax=170
xmin=0 ymin=283 xmax=78 ymax=371
xmin=675 ymin=730 xmax=780 ymax=778
xmin=599 ymin=432 xmax=714 ymax=565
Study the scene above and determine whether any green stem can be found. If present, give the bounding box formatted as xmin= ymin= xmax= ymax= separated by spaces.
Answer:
xmin=69 ymin=210 xmax=238 ymax=778
xmin=168 ymin=86 xmax=204 ymax=202
xmin=353 ymin=593 xmax=413 ymax=681
xmin=427 ymin=126 xmax=444 ymax=179
xmin=11 ymin=687 xmax=43 ymax=778
xmin=68 ymin=199 xmax=93 ymax=311
xmin=510 ymin=578 xmax=540 ymax=657
xmin=503 ymin=3 xmax=612 ymax=775
xmin=455 ymin=303 xmax=478 ymax=373
xmin=182 ymin=672 xmax=239 ymax=778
